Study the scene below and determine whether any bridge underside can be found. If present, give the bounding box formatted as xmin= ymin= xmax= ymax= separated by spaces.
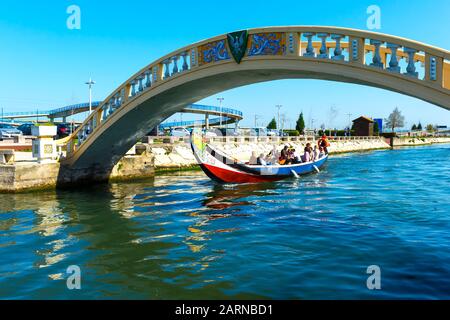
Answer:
xmin=63 ymin=58 xmax=450 ymax=178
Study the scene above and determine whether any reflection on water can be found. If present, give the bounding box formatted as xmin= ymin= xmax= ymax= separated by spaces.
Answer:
xmin=1 ymin=145 xmax=450 ymax=299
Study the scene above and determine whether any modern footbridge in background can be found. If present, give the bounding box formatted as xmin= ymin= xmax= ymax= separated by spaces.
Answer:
xmin=1 ymin=102 xmax=243 ymax=129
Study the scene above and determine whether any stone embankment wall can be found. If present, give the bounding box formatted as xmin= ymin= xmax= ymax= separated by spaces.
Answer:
xmin=147 ymin=136 xmax=450 ymax=168
xmin=209 ymin=137 xmax=390 ymax=162
xmin=146 ymin=137 xmax=391 ymax=169
xmin=0 ymin=152 xmax=155 ymax=192
xmin=393 ymin=137 xmax=450 ymax=146
xmin=148 ymin=144 xmax=197 ymax=170
xmin=2 ymin=136 xmax=449 ymax=192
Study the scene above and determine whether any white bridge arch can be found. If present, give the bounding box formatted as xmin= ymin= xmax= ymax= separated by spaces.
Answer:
xmin=62 ymin=26 xmax=450 ymax=177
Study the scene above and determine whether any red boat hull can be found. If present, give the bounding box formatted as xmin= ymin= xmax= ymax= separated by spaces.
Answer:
xmin=202 ymin=163 xmax=283 ymax=184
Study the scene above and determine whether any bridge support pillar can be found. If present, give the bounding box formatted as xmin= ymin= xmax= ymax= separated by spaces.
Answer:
xmin=205 ymin=113 xmax=209 ymax=129
xmin=62 ymin=116 xmax=67 ymax=123
xmin=31 ymin=125 xmax=57 ymax=163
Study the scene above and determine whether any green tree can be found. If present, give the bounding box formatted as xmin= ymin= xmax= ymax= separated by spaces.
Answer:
xmin=411 ymin=124 xmax=417 ymax=131
xmin=417 ymin=122 xmax=423 ymax=130
xmin=295 ymin=112 xmax=305 ymax=134
xmin=267 ymin=117 xmax=277 ymax=130
xmin=426 ymin=124 xmax=434 ymax=132
xmin=385 ymin=107 xmax=405 ymax=132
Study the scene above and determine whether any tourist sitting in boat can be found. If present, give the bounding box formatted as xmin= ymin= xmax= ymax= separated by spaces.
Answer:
xmin=249 ymin=151 xmax=258 ymax=165
xmin=318 ymin=146 xmax=325 ymax=159
xmin=313 ymin=145 xmax=319 ymax=161
xmin=318 ymin=135 xmax=330 ymax=154
xmin=289 ymin=148 xmax=301 ymax=164
xmin=266 ymin=147 xmax=279 ymax=164
xmin=257 ymin=153 xmax=271 ymax=166
xmin=279 ymin=146 xmax=289 ymax=165
xmin=302 ymin=143 xmax=313 ymax=162
xmin=294 ymin=148 xmax=303 ymax=163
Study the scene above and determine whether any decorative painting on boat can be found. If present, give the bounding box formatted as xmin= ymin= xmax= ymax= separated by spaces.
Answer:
xmin=247 ymin=33 xmax=286 ymax=56
xmin=198 ymin=40 xmax=230 ymax=65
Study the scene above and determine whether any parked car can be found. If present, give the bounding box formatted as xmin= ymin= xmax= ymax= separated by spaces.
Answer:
xmin=0 ymin=124 xmax=23 ymax=140
xmin=57 ymin=123 xmax=74 ymax=138
xmin=17 ymin=123 xmax=33 ymax=135
xmin=170 ymin=127 xmax=190 ymax=137
xmin=239 ymin=127 xmax=268 ymax=136
xmin=218 ymin=128 xmax=239 ymax=136
xmin=147 ymin=126 xmax=164 ymax=136
xmin=204 ymin=129 xmax=219 ymax=137
xmin=267 ymin=129 xmax=279 ymax=136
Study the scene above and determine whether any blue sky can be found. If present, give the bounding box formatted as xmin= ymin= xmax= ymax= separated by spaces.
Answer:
xmin=0 ymin=0 xmax=449 ymax=129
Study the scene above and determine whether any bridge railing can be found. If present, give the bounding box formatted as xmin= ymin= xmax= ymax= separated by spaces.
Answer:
xmin=159 ymin=116 xmax=233 ymax=129
xmin=183 ymin=104 xmax=244 ymax=117
xmin=2 ymin=111 xmax=51 ymax=117
xmin=64 ymin=26 xmax=450 ymax=159
xmin=48 ymin=101 xmax=102 ymax=117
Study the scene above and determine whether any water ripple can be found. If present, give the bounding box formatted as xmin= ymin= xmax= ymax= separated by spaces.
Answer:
xmin=0 ymin=144 xmax=450 ymax=299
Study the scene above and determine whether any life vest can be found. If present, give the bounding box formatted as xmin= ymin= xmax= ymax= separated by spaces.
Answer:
xmin=319 ymin=138 xmax=330 ymax=147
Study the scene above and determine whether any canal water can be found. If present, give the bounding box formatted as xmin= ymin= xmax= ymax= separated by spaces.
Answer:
xmin=1 ymin=144 xmax=450 ymax=299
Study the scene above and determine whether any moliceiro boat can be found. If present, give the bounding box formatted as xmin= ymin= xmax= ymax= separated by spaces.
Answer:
xmin=190 ymin=132 xmax=328 ymax=184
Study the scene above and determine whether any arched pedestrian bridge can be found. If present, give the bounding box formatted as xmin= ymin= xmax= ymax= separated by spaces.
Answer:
xmin=62 ymin=26 xmax=450 ymax=178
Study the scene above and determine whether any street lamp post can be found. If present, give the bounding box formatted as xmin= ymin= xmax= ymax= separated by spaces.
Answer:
xmin=85 ymin=78 xmax=96 ymax=115
xmin=217 ymin=97 xmax=224 ymax=128
xmin=254 ymin=114 xmax=261 ymax=127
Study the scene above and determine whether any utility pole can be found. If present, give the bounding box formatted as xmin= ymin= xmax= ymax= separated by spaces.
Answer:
xmin=254 ymin=114 xmax=261 ymax=128
xmin=85 ymin=78 xmax=96 ymax=115
xmin=346 ymin=113 xmax=353 ymax=137
xmin=346 ymin=113 xmax=353 ymax=128
xmin=329 ymin=106 xmax=338 ymax=136
xmin=280 ymin=113 xmax=287 ymax=133
xmin=217 ymin=97 xmax=224 ymax=128
xmin=275 ymin=105 xmax=282 ymax=132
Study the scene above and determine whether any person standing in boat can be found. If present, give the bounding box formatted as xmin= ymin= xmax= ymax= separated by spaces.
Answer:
xmin=317 ymin=135 xmax=330 ymax=154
